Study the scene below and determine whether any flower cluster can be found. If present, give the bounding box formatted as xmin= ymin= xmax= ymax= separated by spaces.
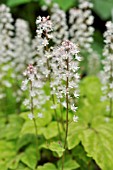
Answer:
xmin=35 ymin=15 xmax=54 ymax=80
xmin=69 ymin=0 xmax=94 ymax=53
xmin=36 ymin=16 xmax=52 ymax=41
xmin=0 ymin=4 xmax=35 ymax=106
xmin=13 ymin=19 xmax=32 ymax=72
xmin=50 ymin=40 xmax=81 ymax=120
xmin=0 ymin=4 xmax=14 ymax=98
xmin=11 ymin=19 xmax=32 ymax=102
xmin=51 ymin=3 xmax=68 ymax=44
xmin=101 ymin=21 xmax=113 ymax=115
xmin=42 ymin=0 xmax=94 ymax=54
xmin=88 ymin=52 xmax=100 ymax=75
xmin=21 ymin=64 xmax=48 ymax=119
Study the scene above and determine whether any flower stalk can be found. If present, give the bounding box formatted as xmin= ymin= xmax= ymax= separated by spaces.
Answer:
xmin=30 ymin=80 xmax=39 ymax=169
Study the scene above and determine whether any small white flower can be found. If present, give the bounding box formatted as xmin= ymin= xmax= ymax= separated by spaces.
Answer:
xmin=51 ymin=105 xmax=57 ymax=109
xmin=42 ymin=38 xmax=49 ymax=46
xmin=73 ymin=115 xmax=79 ymax=122
xmin=37 ymin=113 xmax=43 ymax=118
xmin=23 ymin=99 xmax=29 ymax=106
xmin=62 ymin=101 xmax=66 ymax=108
xmin=110 ymin=83 xmax=113 ymax=89
xmin=104 ymin=117 xmax=110 ymax=123
xmin=71 ymin=104 xmax=78 ymax=112
xmin=74 ymin=92 xmax=79 ymax=98
xmin=100 ymin=96 xmax=107 ymax=102
xmin=28 ymin=113 xmax=34 ymax=120
xmin=106 ymin=105 xmax=110 ymax=112
xmin=30 ymin=91 xmax=36 ymax=97
xmin=76 ymin=55 xmax=81 ymax=61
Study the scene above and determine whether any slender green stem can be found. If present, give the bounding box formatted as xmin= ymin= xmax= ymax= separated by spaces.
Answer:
xmin=64 ymin=58 xmax=69 ymax=149
xmin=109 ymin=61 xmax=113 ymax=117
xmin=60 ymin=102 xmax=65 ymax=131
xmin=47 ymin=58 xmax=62 ymax=141
xmin=62 ymin=58 xmax=69 ymax=170
xmin=110 ymin=98 xmax=112 ymax=117
xmin=30 ymin=81 xmax=39 ymax=169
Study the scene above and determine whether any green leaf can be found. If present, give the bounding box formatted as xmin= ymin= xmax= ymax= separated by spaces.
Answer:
xmin=21 ymin=144 xmax=39 ymax=169
xmin=38 ymin=163 xmax=57 ymax=170
xmin=81 ymin=130 xmax=112 ymax=169
xmin=79 ymin=76 xmax=108 ymax=120
xmin=68 ymin=114 xmax=113 ymax=170
xmin=67 ymin=120 xmax=87 ymax=150
xmin=57 ymin=156 xmax=80 ymax=170
xmin=0 ymin=140 xmax=16 ymax=169
xmin=15 ymin=162 xmax=32 ymax=170
xmin=8 ymin=154 xmax=22 ymax=169
xmin=67 ymin=121 xmax=85 ymax=150
xmin=7 ymin=0 xmax=32 ymax=6
xmin=42 ymin=141 xmax=64 ymax=157
xmin=20 ymin=110 xmax=52 ymax=126
xmin=53 ymin=0 xmax=77 ymax=11
xmin=72 ymin=145 xmax=94 ymax=170
xmin=20 ymin=120 xmax=37 ymax=136
xmin=0 ymin=140 xmax=16 ymax=159
xmin=93 ymin=0 xmax=113 ymax=20
xmin=42 ymin=121 xmax=59 ymax=139
xmin=5 ymin=115 xmax=24 ymax=140
xmin=80 ymin=76 xmax=102 ymax=104
xmin=0 ymin=160 xmax=7 ymax=170
xmin=20 ymin=110 xmax=52 ymax=136
xmin=16 ymin=134 xmax=35 ymax=151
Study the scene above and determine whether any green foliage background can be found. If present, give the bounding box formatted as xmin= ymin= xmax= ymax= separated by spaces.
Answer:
xmin=0 ymin=0 xmax=113 ymax=169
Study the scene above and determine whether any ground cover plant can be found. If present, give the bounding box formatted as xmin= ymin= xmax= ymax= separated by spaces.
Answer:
xmin=0 ymin=0 xmax=113 ymax=170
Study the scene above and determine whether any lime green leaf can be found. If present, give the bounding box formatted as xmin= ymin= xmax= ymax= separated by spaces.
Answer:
xmin=0 ymin=140 xmax=16 ymax=169
xmin=20 ymin=110 xmax=52 ymax=126
xmin=93 ymin=0 xmax=113 ymax=20
xmin=68 ymin=116 xmax=113 ymax=169
xmin=0 ymin=159 xmax=7 ymax=170
xmin=43 ymin=121 xmax=59 ymax=139
xmin=67 ymin=118 xmax=88 ymax=150
xmin=79 ymin=76 xmax=107 ymax=120
xmin=20 ymin=110 xmax=52 ymax=136
xmin=21 ymin=144 xmax=39 ymax=169
xmin=67 ymin=122 xmax=84 ymax=150
xmin=16 ymin=134 xmax=35 ymax=151
xmin=7 ymin=0 xmax=32 ymax=6
xmin=58 ymin=156 xmax=80 ymax=170
xmin=81 ymin=129 xmax=113 ymax=169
xmin=15 ymin=162 xmax=32 ymax=170
xmin=8 ymin=154 xmax=22 ymax=169
xmin=0 ymin=140 xmax=16 ymax=159
xmin=42 ymin=141 xmax=64 ymax=157
xmin=0 ymin=115 xmax=24 ymax=140
xmin=5 ymin=115 xmax=24 ymax=140
xmin=20 ymin=120 xmax=37 ymax=136
xmin=38 ymin=163 xmax=57 ymax=170
xmin=80 ymin=76 xmax=102 ymax=104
